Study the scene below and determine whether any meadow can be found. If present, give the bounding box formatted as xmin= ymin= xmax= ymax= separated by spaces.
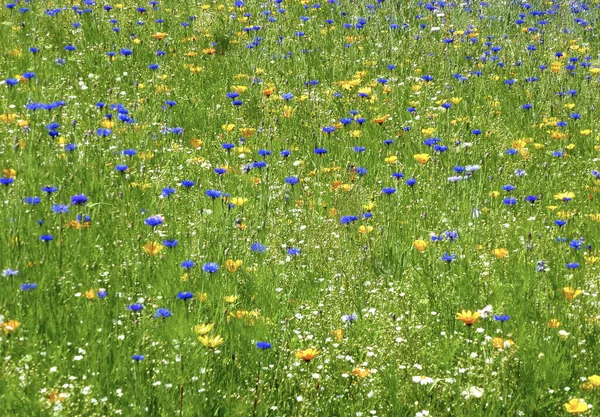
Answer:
xmin=1 ymin=0 xmax=600 ymax=415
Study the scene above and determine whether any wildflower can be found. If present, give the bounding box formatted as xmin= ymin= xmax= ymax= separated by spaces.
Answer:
xmin=413 ymin=240 xmax=428 ymax=251
xmin=142 ymin=241 xmax=163 ymax=256
xmin=295 ymin=348 xmax=319 ymax=362
xmin=563 ymin=287 xmax=582 ymax=300
xmin=154 ymin=308 xmax=172 ymax=318
xmin=491 ymin=248 xmax=508 ymax=259
xmin=251 ymin=242 xmax=267 ymax=253
xmin=225 ymin=259 xmax=243 ymax=272
xmin=2 ymin=320 xmax=20 ymax=333
xmin=144 ymin=215 xmax=164 ymax=227
xmin=194 ymin=323 xmax=214 ymax=336
xmin=548 ymin=319 xmax=561 ymax=328
xmin=2 ymin=268 xmax=18 ymax=277
xmin=456 ymin=310 xmax=480 ymax=326
xmin=494 ymin=314 xmax=510 ymax=322
xmin=440 ymin=253 xmax=456 ymax=263
xmin=412 ymin=376 xmax=434 ymax=385
xmin=177 ymin=292 xmax=193 ymax=300
xmin=198 ymin=335 xmax=224 ymax=348
xmin=181 ymin=260 xmax=195 ymax=269
xmin=554 ymin=192 xmax=575 ymax=202
xmin=256 ymin=342 xmax=272 ymax=349
xmin=414 ymin=153 xmax=430 ymax=164
xmin=564 ymin=399 xmax=589 ymax=413
xmin=351 ymin=368 xmax=372 ymax=378
xmin=224 ymin=295 xmax=238 ymax=304
xmin=202 ymin=262 xmax=219 ymax=273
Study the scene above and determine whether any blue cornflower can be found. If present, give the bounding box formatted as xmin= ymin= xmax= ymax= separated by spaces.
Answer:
xmin=115 ymin=165 xmax=128 ymax=172
xmin=127 ymin=304 xmax=144 ymax=311
xmin=314 ymin=148 xmax=327 ymax=155
xmin=20 ymin=283 xmax=37 ymax=291
xmin=206 ymin=189 xmax=222 ymax=199
xmin=162 ymin=187 xmax=176 ymax=198
xmin=52 ymin=204 xmax=70 ymax=214
xmin=440 ymin=253 xmax=456 ymax=262
xmin=406 ymin=178 xmax=417 ymax=187
xmin=566 ymin=262 xmax=580 ymax=269
xmin=181 ymin=180 xmax=194 ymax=188
xmin=1 ymin=268 xmax=18 ymax=277
xmin=494 ymin=314 xmax=510 ymax=322
xmin=251 ymin=242 xmax=268 ymax=253
xmin=382 ymin=188 xmax=397 ymax=195
xmin=202 ymin=262 xmax=219 ymax=273
xmin=342 ymin=313 xmax=357 ymax=323
xmin=214 ymin=168 xmax=227 ymax=175
xmin=71 ymin=194 xmax=88 ymax=205
xmin=340 ymin=215 xmax=359 ymax=225
xmin=181 ymin=260 xmax=195 ymax=269
xmin=144 ymin=215 xmax=164 ymax=227
xmin=154 ymin=308 xmax=172 ymax=318
xmin=555 ymin=220 xmax=567 ymax=227
xmin=356 ymin=167 xmax=367 ymax=176
xmin=525 ymin=195 xmax=539 ymax=203
xmin=570 ymin=239 xmax=583 ymax=250
xmin=256 ymin=342 xmax=271 ymax=349
xmin=177 ymin=292 xmax=194 ymax=300
xmin=280 ymin=150 xmax=291 ymax=157
xmin=0 ymin=178 xmax=14 ymax=186
xmin=287 ymin=248 xmax=301 ymax=256
xmin=24 ymin=197 xmax=41 ymax=205
xmin=163 ymin=239 xmax=178 ymax=248
xmin=503 ymin=198 xmax=517 ymax=206
xmin=132 ymin=355 xmax=145 ymax=361
xmin=285 ymin=176 xmax=299 ymax=185
xmin=40 ymin=235 xmax=53 ymax=242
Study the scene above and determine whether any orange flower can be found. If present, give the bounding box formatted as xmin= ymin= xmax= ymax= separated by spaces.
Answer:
xmin=295 ymin=348 xmax=319 ymax=362
xmin=563 ymin=287 xmax=582 ymax=300
xmin=412 ymin=240 xmax=428 ymax=252
xmin=239 ymin=127 xmax=256 ymax=138
xmin=456 ymin=310 xmax=480 ymax=326
xmin=2 ymin=320 xmax=20 ymax=333
xmin=202 ymin=47 xmax=216 ymax=55
xmin=372 ymin=114 xmax=390 ymax=125
xmin=151 ymin=32 xmax=167 ymax=40
xmin=351 ymin=367 xmax=372 ymax=378
xmin=413 ymin=153 xmax=431 ymax=164
xmin=330 ymin=329 xmax=343 ymax=341
xmin=547 ymin=318 xmax=561 ymax=328
xmin=142 ymin=241 xmax=164 ymax=256
xmin=2 ymin=168 xmax=16 ymax=178
xmin=491 ymin=248 xmax=508 ymax=259
xmin=225 ymin=259 xmax=243 ymax=272
xmin=190 ymin=138 xmax=204 ymax=149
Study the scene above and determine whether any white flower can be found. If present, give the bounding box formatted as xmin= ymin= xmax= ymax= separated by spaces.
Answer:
xmin=412 ymin=376 xmax=434 ymax=385
xmin=462 ymin=386 xmax=484 ymax=399
xmin=558 ymin=330 xmax=570 ymax=340
xmin=477 ymin=305 xmax=493 ymax=318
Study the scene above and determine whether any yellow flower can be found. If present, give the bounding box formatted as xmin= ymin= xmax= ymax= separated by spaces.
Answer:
xmin=2 ymin=320 xmax=20 ymax=333
xmin=564 ymin=398 xmax=589 ymax=414
xmin=547 ymin=319 xmax=561 ymax=328
xmin=224 ymin=295 xmax=238 ymax=304
xmin=229 ymin=197 xmax=247 ymax=207
xmin=384 ymin=155 xmax=398 ymax=164
xmin=196 ymin=292 xmax=208 ymax=302
xmin=491 ymin=248 xmax=508 ymax=259
xmin=563 ymin=287 xmax=582 ymax=300
xmin=412 ymin=240 xmax=428 ymax=252
xmin=232 ymin=85 xmax=248 ymax=94
xmin=580 ymin=129 xmax=592 ymax=136
xmin=588 ymin=375 xmax=600 ymax=388
xmin=225 ymin=259 xmax=243 ymax=272
xmin=413 ymin=153 xmax=430 ymax=164
xmin=330 ymin=329 xmax=343 ymax=341
xmin=358 ymin=225 xmax=373 ymax=234
xmin=222 ymin=123 xmax=235 ymax=132
xmin=194 ymin=323 xmax=214 ymax=336
xmin=372 ymin=114 xmax=390 ymax=125
xmin=198 ymin=335 xmax=224 ymax=348
xmin=492 ymin=338 xmax=514 ymax=349
xmin=2 ymin=168 xmax=16 ymax=178
xmin=450 ymin=97 xmax=463 ymax=105
xmin=554 ymin=192 xmax=575 ymax=202
xmin=550 ymin=61 xmax=562 ymax=73
xmin=142 ymin=241 xmax=164 ymax=256
xmin=421 ymin=127 xmax=435 ymax=136
xmin=239 ymin=127 xmax=256 ymax=138
xmin=456 ymin=310 xmax=480 ymax=326
xmin=295 ymin=348 xmax=319 ymax=362
xmin=351 ymin=367 xmax=372 ymax=378
xmin=152 ymin=32 xmax=167 ymax=40
xmin=85 ymin=289 xmax=96 ymax=300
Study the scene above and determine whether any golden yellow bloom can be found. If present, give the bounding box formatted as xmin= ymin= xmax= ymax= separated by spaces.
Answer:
xmin=295 ymin=348 xmax=319 ymax=362
xmin=456 ymin=310 xmax=480 ymax=326
xmin=330 ymin=329 xmax=343 ymax=341
xmin=239 ymin=127 xmax=256 ymax=138
xmin=2 ymin=320 xmax=20 ymax=333
xmin=222 ymin=123 xmax=235 ymax=132
xmin=262 ymin=87 xmax=275 ymax=96
xmin=142 ymin=241 xmax=164 ymax=256
xmin=363 ymin=201 xmax=375 ymax=211
xmin=358 ymin=225 xmax=373 ymax=234
xmin=550 ymin=61 xmax=562 ymax=73
xmin=372 ymin=114 xmax=390 ymax=125
xmin=224 ymin=295 xmax=238 ymax=304
xmin=196 ymin=292 xmax=208 ymax=302
xmin=225 ymin=259 xmax=243 ymax=272
xmin=194 ymin=323 xmax=214 ymax=336
xmin=580 ymin=129 xmax=592 ymax=136
xmin=413 ymin=153 xmax=431 ymax=164
xmin=85 ymin=289 xmax=96 ymax=300
xmin=232 ymin=85 xmax=248 ymax=94
xmin=152 ymin=32 xmax=167 ymax=40
xmin=564 ymin=398 xmax=589 ymax=414
xmin=492 ymin=338 xmax=514 ymax=349
xmin=351 ymin=367 xmax=372 ymax=378
xmin=2 ymin=168 xmax=16 ymax=178
xmin=384 ymin=155 xmax=398 ymax=164
xmin=412 ymin=240 xmax=428 ymax=252
xmin=198 ymin=335 xmax=224 ymax=348
xmin=547 ymin=318 xmax=561 ymax=328
xmin=229 ymin=197 xmax=247 ymax=207
xmin=450 ymin=97 xmax=463 ymax=105
xmin=587 ymin=375 xmax=600 ymax=388
xmin=491 ymin=248 xmax=508 ymax=259
xmin=554 ymin=192 xmax=575 ymax=201
xmin=421 ymin=127 xmax=435 ymax=136
xmin=563 ymin=287 xmax=582 ymax=300
xmin=490 ymin=191 xmax=500 ymax=198
xmin=202 ymin=47 xmax=216 ymax=55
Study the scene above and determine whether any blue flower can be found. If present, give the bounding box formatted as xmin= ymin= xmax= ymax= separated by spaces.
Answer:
xmin=161 ymin=187 xmax=176 ymax=198
xmin=281 ymin=93 xmax=294 ymax=100
xmin=256 ymin=342 xmax=272 ymax=349
xmin=1 ymin=268 xmax=18 ymax=277
xmin=181 ymin=180 xmax=195 ymax=188
xmin=144 ymin=215 xmax=164 ymax=227
xmin=287 ymin=248 xmax=301 ymax=256
xmin=202 ymin=262 xmax=219 ymax=273
xmin=382 ymin=188 xmax=397 ymax=195
xmin=0 ymin=178 xmax=14 ymax=186
xmin=286 ymin=176 xmax=299 ymax=185
xmin=251 ymin=242 xmax=268 ymax=253
xmin=20 ymin=283 xmax=37 ymax=291
xmin=566 ymin=262 xmax=580 ymax=269
xmin=71 ymin=194 xmax=88 ymax=205
xmin=314 ymin=147 xmax=327 ymax=155
xmin=51 ymin=204 xmax=70 ymax=214
xmin=570 ymin=239 xmax=583 ymax=250
xmin=181 ymin=260 xmax=195 ymax=269
xmin=555 ymin=220 xmax=567 ymax=227
xmin=503 ymin=198 xmax=517 ymax=206
xmin=177 ymin=292 xmax=194 ymax=300
xmin=405 ymin=178 xmax=417 ymax=187
xmin=127 ymin=303 xmax=144 ymax=311
xmin=340 ymin=215 xmax=359 ymax=225
xmin=342 ymin=313 xmax=357 ymax=323
xmin=163 ymin=239 xmax=178 ymax=248
xmin=154 ymin=308 xmax=172 ymax=318
xmin=280 ymin=150 xmax=291 ymax=157
xmin=23 ymin=197 xmax=41 ymax=205
xmin=494 ymin=314 xmax=510 ymax=322
xmin=525 ymin=195 xmax=539 ymax=203
xmin=115 ymin=165 xmax=128 ymax=172
xmin=206 ymin=189 xmax=222 ymax=199
xmin=356 ymin=167 xmax=367 ymax=176
xmin=214 ymin=168 xmax=227 ymax=175
xmin=132 ymin=355 xmax=145 ymax=361
xmin=439 ymin=253 xmax=456 ymax=262
xmin=40 ymin=235 xmax=53 ymax=242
